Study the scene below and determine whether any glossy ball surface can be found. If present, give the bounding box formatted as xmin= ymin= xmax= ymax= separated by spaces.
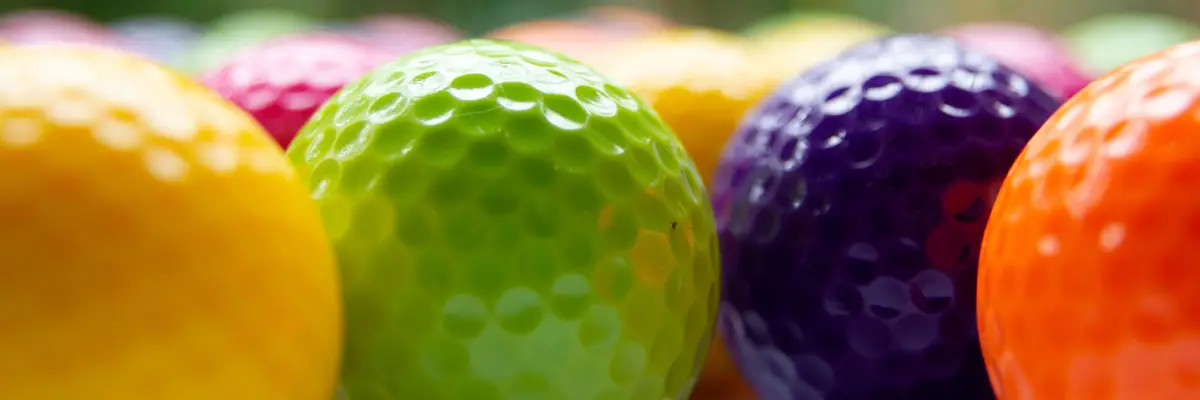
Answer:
xmin=942 ymin=22 xmax=1092 ymax=100
xmin=203 ymin=33 xmax=389 ymax=149
xmin=712 ymin=34 xmax=1061 ymax=399
xmin=0 ymin=46 xmax=341 ymax=400
xmin=288 ymin=39 xmax=720 ymax=400
xmin=980 ymin=40 xmax=1200 ymax=400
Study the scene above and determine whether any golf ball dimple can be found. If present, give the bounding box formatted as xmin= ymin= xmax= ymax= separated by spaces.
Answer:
xmin=0 ymin=46 xmax=340 ymax=400
xmin=288 ymin=39 xmax=720 ymax=400
xmin=203 ymin=33 xmax=390 ymax=149
xmin=712 ymin=34 xmax=1061 ymax=399
xmin=979 ymin=40 xmax=1200 ymax=400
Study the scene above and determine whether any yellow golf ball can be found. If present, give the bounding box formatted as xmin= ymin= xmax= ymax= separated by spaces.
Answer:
xmin=0 ymin=47 xmax=341 ymax=400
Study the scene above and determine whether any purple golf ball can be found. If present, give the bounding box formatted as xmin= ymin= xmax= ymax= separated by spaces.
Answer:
xmin=711 ymin=34 xmax=1060 ymax=399
xmin=112 ymin=16 xmax=198 ymax=66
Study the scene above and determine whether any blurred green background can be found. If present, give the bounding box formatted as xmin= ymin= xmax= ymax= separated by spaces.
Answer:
xmin=13 ymin=0 xmax=1200 ymax=34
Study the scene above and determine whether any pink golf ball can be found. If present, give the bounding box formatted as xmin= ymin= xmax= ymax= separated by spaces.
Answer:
xmin=202 ymin=33 xmax=390 ymax=149
xmin=357 ymin=14 xmax=464 ymax=57
xmin=942 ymin=22 xmax=1092 ymax=99
xmin=0 ymin=10 xmax=126 ymax=49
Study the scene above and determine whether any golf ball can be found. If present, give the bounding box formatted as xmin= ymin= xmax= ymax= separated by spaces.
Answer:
xmin=942 ymin=22 xmax=1092 ymax=100
xmin=287 ymin=39 xmax=720 ymax=399
xmin=979 ymin=40 xmax=1200 ymax=400
xmin=712 ymin=34 xmax=1061 ymax=399
xmin=203 ymin=33 xmax=390 ymax=149
xmin=0 ymin=46 xmax=340 ymax=400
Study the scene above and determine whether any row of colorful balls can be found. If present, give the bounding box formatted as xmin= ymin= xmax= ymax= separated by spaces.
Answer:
xmin=3 ymin=7 xmax=1200 ymax=79
xmin=3 ymin=7 xmax=1199 ymax=399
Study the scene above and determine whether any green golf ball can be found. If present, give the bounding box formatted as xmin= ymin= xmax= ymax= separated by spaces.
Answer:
xmin=287 ymin=39 xmax=720 ymax=400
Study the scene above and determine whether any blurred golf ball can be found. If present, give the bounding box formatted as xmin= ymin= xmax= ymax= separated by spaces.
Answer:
xmin=203 ymin=33 xmax=389 ymax=149
xmin=1063 ymin=13 xmax=1200 ymax=75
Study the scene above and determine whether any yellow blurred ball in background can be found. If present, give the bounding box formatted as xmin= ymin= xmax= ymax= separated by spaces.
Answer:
xmin=592 ymin=28 xmax=775 ymax=186
xmin=747 ymin=12 xmax=891 ymax=89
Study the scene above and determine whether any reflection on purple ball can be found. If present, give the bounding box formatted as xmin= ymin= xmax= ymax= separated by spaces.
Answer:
xmin=711 ymin=35 xmax=1061 ymax=399
xmin=355 ymin=14 xmax=464 ymax=56
xmin=0 ymin=10 xmax=127 ymax=50
xmin=112 ymin=16 xmax=199 ymax=66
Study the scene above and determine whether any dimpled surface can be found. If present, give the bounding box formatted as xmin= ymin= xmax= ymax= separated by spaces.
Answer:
xmin=712 ymin=34 xmax=1060 ymax=399
xmin=979 ymin=41 xmax=1200 ymax=400
xmin=287 ymin=39 xmax=720 ymax=400
xmin=0 ymin=47 xmax=341 ymax=400
xmin=203 ymin=33 xmax=390 ymax=149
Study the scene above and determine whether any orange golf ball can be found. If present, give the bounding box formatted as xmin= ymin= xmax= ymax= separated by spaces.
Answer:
xmin=979 ymin=41 xmax=1200 ymax=399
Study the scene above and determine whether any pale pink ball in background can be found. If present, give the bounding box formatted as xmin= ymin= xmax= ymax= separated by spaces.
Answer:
xmin=0 ymin=10 xmax=128 ymax=50
xmin=202 ymin=33 xmax=391 ymax=149
xmin=356 ymin=14 xmax=464 ymax=57
xmin=942 ymin=22 xmax=1093 ymax=100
